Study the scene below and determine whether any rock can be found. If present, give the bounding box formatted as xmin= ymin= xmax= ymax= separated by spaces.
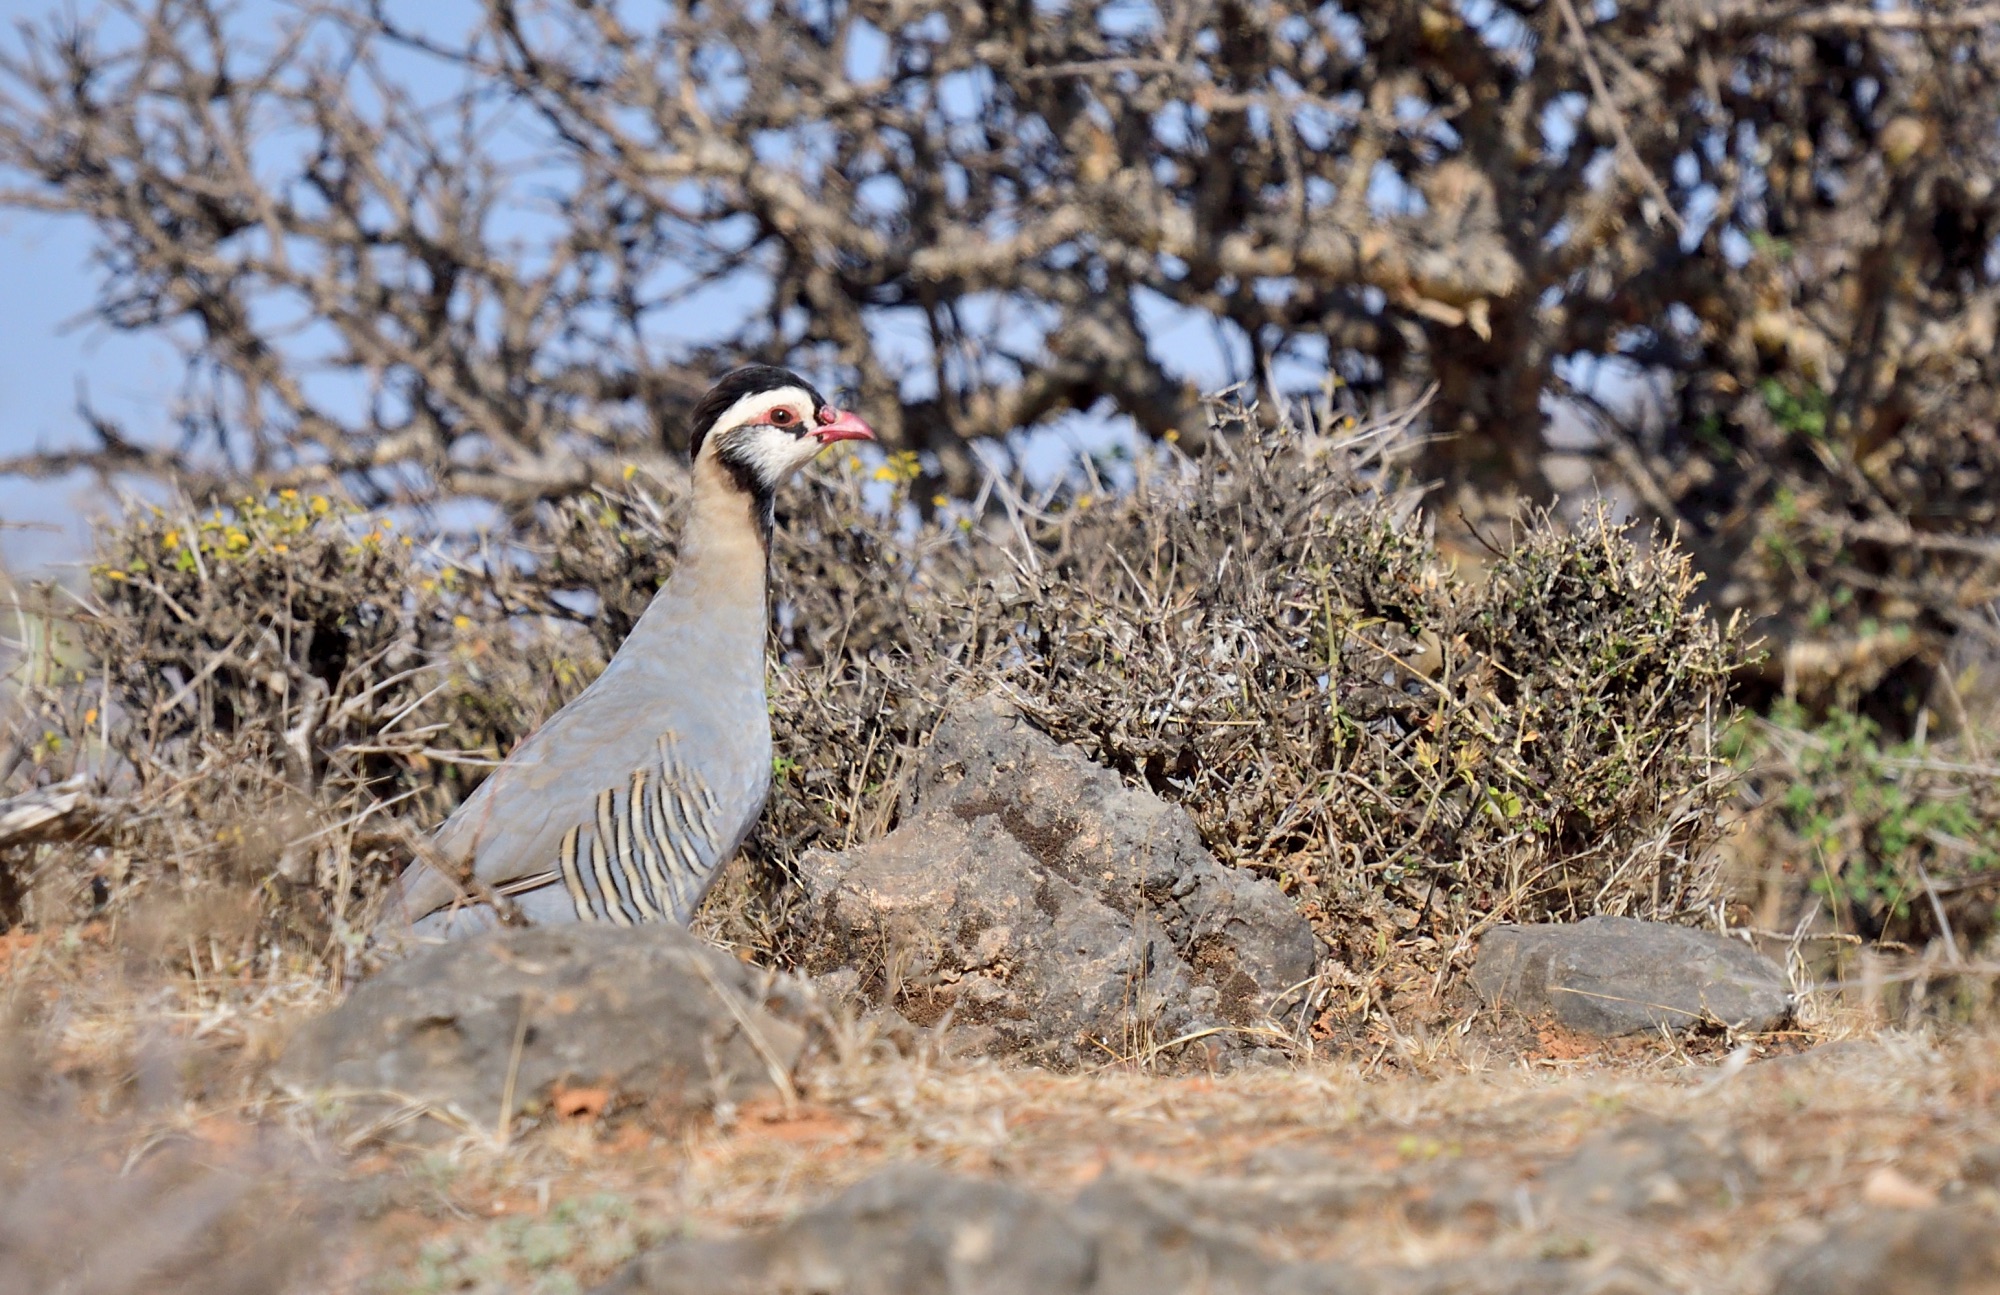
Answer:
xmin=275 ymin=925 xmax=815 ymax=1139
xmin=796 ymin=696 xmax=1320 ymax=1068
xmin=590 ymin=1164 xmax=1328 ymax=1295
xmin=1541 ymin=1118 xmax=1754 ymax=1217
xmin=591 ymin=1166 xmax=1127 ymax=1295
xmin=1860 ymin=1165 xmax=1939 ymax=1210
xmin=1771 ymin=1205 xmax=2000 ymax=1295
xmin=592 ymin=1165 xmax=1666 ymax=1295
xmin=1471 ymin=916 xmax=1792 ymax=1036
xmin=1383 ymin=1261 xmax=1669 ymax=1295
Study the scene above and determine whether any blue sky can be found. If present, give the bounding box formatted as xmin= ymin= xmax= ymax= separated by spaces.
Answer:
xmin=0 ymin=118 xmax=183 ymax=575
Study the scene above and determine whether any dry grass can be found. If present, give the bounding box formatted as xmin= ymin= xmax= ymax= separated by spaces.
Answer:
xmin=337 ymin=1019 xmax=1995 ymax=1289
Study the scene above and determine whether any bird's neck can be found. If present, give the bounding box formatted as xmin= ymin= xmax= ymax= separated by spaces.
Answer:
xmin=626 ymin=457 xmax=771 ymax=656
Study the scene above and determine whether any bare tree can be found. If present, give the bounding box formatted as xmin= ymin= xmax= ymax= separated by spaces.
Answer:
xmin=2 ymin=0 xmax=1997 ymax=698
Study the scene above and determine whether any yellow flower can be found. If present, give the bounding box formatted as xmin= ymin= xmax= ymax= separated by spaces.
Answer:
xmin=871 ymin=450 xmax=923 ymax=484
xmin=162 ymin=529 xmax=181 ymax=549
xmin=278 ymin=488 xmax=298 ymax=501
xmin=622 ymin=463 xmax=637 ymax=481
xmin=273 ymin=543 xmax=289 ymax=554
xmin=310 ymin=495 xmax=330 ymax=516
xmin=453 ymin=614 xmax=472 ymax=630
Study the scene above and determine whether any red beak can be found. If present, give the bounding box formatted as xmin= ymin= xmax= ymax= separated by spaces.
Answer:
xmin=812 ymin=407 xmax=876 ymax=445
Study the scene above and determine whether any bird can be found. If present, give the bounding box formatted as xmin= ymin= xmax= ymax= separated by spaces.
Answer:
xmin=380 ymin=365 xmax=876 ymax=938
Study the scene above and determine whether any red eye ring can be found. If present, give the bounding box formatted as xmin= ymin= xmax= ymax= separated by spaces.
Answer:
xmin=769 ymin=407 xmax=795 ymax=425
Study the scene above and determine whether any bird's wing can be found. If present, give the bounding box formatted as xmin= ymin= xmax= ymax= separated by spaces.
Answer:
xmin=387 ymin=667 xmax=763 ymax=925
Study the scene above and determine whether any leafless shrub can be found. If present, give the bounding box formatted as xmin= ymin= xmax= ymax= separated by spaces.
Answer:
xmin=7 ymin=492 xmax=595 ymax=947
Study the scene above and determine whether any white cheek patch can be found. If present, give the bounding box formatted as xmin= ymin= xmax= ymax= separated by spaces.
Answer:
xmin=725 ymin=424 xmax=821 ymax=483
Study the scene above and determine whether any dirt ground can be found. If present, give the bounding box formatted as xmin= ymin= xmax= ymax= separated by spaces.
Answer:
xmin=6 ymin=919 xmax=1996 ymax=1295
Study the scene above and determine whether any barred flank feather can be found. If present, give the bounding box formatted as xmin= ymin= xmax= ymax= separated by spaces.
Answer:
xmin=551 ymin=736 xmax=726 ymax=925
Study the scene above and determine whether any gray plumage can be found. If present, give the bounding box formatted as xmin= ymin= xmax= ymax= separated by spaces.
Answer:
xmin=381 ymin=366 xmax=874 ymax=938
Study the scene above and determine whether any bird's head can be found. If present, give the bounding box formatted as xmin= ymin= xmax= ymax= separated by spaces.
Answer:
xmin=687 ymin=365 xmax=876 ymax=501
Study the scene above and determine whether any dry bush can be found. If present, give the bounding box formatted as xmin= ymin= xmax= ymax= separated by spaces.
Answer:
xmin=5 ymin=492 xmax=603 ymax=949
xmin=978 ymin=404 xmax=1745 ymax=979
xmin=2 ymin=392 xmax=1743 ymax=1003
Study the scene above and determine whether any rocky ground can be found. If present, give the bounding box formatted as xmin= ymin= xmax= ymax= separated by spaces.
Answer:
xmin=5 ymin=914 xmax=1995 ymax=1294
xmin=3 ymin=700 xmax=1995 ymax=1293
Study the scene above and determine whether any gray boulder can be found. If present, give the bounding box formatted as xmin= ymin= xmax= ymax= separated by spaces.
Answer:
xmin=594 ymin=1167 xmax=1102 ymax=1295
xmin=594 ymin=1165 xmax=1307 ymax=1295
xmin=1772 ymin=1205 xmax=2000 ymax=1295
xmin=276 ymin=925 xmax=815 ymax=1140
xmin=797 ymin=696 xmax=1320 ymax=1068
xmin=1540 ymin=1118 xmax=1754 ymax=1217
xmin=1472 ymin=916 xmax=1792 ymax=1036
xmin=592 ymin=1164 xmax=1668 ymax=1295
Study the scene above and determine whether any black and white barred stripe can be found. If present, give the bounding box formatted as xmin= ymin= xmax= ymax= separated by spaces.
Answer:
xmin=555 ymin=734 xmax=728 ymax=925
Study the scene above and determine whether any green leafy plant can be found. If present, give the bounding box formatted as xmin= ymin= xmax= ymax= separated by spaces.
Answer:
xmin=394 ymin=1193 xmax=669 ymax=1295
xmin=1759 ymin=378 xmax=1830 ymax=442
xmin=1747 ymin=702 xmax=2000 ymax=949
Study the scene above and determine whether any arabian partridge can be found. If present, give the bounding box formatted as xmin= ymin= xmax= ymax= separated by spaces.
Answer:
xmin=382 ymin=365 xmax=874 ymax=937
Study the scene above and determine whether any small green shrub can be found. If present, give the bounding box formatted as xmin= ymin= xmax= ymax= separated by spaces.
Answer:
xmin=1740 ymin=702 xmax=2000 ymax=951
xmin=393 ymin=1193 xmax=667 ymax=1295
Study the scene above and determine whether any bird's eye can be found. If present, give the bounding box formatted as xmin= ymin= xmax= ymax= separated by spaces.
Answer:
xmin=769 ymin=408 xmax=795 ymax=426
